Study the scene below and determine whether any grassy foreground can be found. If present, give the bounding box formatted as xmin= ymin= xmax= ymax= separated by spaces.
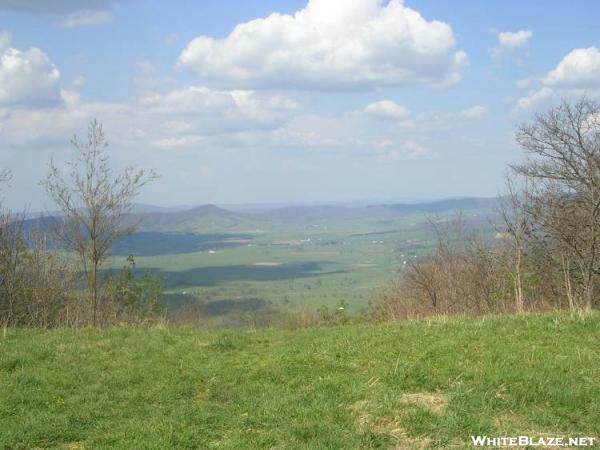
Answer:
xmin=1 ymin=314 xmax=600 ymax=449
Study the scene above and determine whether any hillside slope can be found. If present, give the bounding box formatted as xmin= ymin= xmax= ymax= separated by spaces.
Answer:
xmin=127 ymin=204 xmax=250 ymax=232
xmin=1 ymin=313 xmax=599 ymax=448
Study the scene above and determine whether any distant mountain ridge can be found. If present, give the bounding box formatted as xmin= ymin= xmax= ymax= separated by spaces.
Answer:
xmin=23 ymin=197 xmax=499 ymax=233
xmin=240 ymin=197 xmax=497 ymax=224
xmin=373 ymin=197 xmax=498 ymax=214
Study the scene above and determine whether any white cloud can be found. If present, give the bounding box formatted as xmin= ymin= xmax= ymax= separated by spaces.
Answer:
xmin=271 ymin=115 xmax=350 ymax=149
xmin=460 ymin=105 xmax=488 ymax=120
xmin=514 ymin=87 xmax=555 ymax=113
xmin=493 ymin=30 xmax=532 ymax=64
xmin=0 ymin=84 xmax=494 ymax=208
xmin=0 ymin=84 xmax=300 ymax=154
xmin=60 ymin=10 xmax=112 ymax=28
xmin=269 ymin=104 xmax=464 ymax=157
xmin=498 ymin=30 xmax=532 ymax=49
xmin=514 ymin=47 xmax=600 ymax=113
xmin=365 ymin=100 xmax=410 ymax=119
xmin=177 ymin=0 xmax=467 ymax=89
xmin=139 ymin=86 xmax=298 ymax=129
xmin=0 ymin=38 xmax=61 ymax=107
xmin=378 ymin=141 xmax=430 ymax=161
xmin=543 ymin=47 xmax=600 ymax=87
xmin=59 ymin=89 xmax=80 ymax=105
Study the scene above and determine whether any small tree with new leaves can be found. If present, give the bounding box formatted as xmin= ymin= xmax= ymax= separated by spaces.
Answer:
xmin=42 ymin=120 xmax=158 ymax=325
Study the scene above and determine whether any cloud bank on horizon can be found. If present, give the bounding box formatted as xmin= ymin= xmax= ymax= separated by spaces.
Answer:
xmin=0 ymin=0 xmax=599 ymax=209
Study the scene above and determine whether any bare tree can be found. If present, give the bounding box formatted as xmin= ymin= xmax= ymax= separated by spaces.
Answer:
xmin=497 ymin=174 xmax=533 ymax=312
xmin=0 ymin=169 xmax=13 ymax=325
xmin=512 ymin=97 xmax=600 ymax=312
xmin=0 ymin=170 xmax=76 ymax=328
xmin=372 ymin=99 xmax=600 ymax=322
xmin=0 ymin=210 xmax=25 ymax=326
xmin=42 ymin=119 xmax=158 ymax=325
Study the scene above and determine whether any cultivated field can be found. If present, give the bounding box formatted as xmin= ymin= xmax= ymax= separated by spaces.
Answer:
xmin=104 ymin=201 xmax=495 ymax=326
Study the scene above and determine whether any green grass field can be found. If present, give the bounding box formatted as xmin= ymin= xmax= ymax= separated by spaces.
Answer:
xmin=2 ymin=313 xmax=599 ymax=448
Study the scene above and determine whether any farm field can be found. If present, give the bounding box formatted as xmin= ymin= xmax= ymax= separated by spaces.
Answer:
xmin=104 ymin=200 xmax=497 ymax=326
xmin=2 ymin=313 xmax=599 ymax=448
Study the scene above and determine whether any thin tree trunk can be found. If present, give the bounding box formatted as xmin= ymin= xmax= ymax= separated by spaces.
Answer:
xmin=584 ymin=276 xmax=593 ymax=313
xmin=92 ymin=259 xmax=98 ymax=326
xmin=561 ymin=252 xmax=574 ymax=311
xmin=515 ymin=244 xmax=523 ymax=313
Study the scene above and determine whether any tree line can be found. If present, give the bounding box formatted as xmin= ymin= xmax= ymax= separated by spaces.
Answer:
xmin=371 ymin=98 xmax=600 ymax=320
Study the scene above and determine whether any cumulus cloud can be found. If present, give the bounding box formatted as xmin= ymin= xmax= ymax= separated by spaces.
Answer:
xmin=365 ymin=100 xmax=410 ymax=119
xmin=60 ymin=10 xmax=112 ymax=28
xmin=514 ymin=47 xmax=600 ymax=113
xmin=0 ymin=36 xmax=61 ymax=107
xmin=139 ymin=86 xmax=298 ymax=130
xmin=543 ymin=47 xmax=600 ymax=87
xmin=493 ymin=30 xmax=532 ymax=64
xmin=177 ymin=0 xmax=467 ymax=89
xmin=460 ymin=105 xmax=488 ymax=120
xmin=498 ymin=30 xmax=532 ymax=49
xmin=514 ymin=87 xmax=554 ymax=112
xmin=0 ymin=83 xmax=300 ymax=153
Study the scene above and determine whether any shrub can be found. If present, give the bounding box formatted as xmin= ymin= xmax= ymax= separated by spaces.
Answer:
xmin=0 ymin=213 xmax=76 ymax=327
xmin=104 ymin=256 xmax=164 ymax=323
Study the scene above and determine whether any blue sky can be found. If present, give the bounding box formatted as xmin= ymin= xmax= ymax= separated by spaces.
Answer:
xmin=1 ymin=0 xmax=599 ymax=210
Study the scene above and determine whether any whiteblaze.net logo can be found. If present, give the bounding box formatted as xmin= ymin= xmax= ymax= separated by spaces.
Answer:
xmin=470 ymin=436 xmax=597 ymax=447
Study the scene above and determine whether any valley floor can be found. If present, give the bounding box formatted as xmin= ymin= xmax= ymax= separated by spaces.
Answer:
xmin=1 ymin=313 xmax=599 ymax=448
